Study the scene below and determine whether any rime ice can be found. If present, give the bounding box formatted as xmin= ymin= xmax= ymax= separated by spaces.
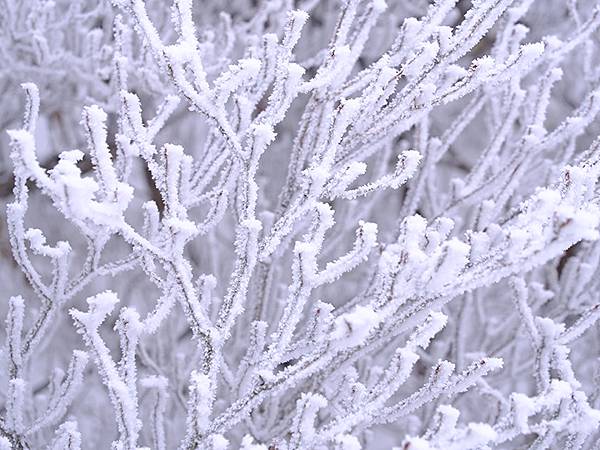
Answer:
xmin=3 ymin=0 xmax=600 ymax=449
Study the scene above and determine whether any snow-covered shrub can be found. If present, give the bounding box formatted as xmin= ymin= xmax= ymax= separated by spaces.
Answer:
xmin=3 ymin=0 xmax=600 ymax=448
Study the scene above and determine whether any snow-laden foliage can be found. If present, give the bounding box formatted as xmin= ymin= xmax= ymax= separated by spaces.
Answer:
xmin=2 ymin=0 xmax=600 ymax=448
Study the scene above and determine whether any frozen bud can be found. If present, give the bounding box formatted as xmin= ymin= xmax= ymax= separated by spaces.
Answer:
xmin=331 ymin=306 xmax=380 ymax=350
